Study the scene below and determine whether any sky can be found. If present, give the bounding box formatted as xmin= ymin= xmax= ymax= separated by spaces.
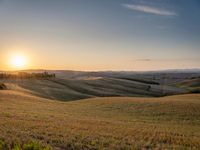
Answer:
xmin=0 ymin=0 xmax=200 ymax=71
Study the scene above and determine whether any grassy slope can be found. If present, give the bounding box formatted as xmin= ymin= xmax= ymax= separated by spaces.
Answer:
xmin=175 ymin=78 xmax=200 ymax=93
xmin=0 ymin=91 xmax=200 ymax=149
xmin=1 ymin=78 xmax=186 ymax=101
xmin=174 ymin=78 xmax=200 ymax=87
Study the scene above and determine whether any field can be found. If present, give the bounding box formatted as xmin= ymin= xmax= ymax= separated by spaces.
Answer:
xmin=2 ymin=70 xmax=198 ymax=101
xmin=0 ymin=90 xmax=200 ymax=149
xmin=0 ymin=71 xmax=200 ymax=149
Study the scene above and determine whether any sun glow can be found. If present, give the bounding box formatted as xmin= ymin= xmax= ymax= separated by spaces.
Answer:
xmin=11 ymin=54 xmax=27 ymax=69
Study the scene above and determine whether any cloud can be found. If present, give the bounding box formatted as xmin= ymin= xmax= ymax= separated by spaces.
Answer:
xmin=135 ymin=59 xmax=152 ymax=61
xmin=134 ymin=58 xmax=200 ymax=62
xmin=123 ymin=4 xmax=177 ymax=16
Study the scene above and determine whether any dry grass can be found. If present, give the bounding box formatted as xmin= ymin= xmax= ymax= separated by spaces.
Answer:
xmin=0 ymin=91 xmax=200 ymax=149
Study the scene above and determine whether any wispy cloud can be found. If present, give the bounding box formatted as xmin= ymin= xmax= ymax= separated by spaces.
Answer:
xmin=134 ymin=58 xmax=200 ymax=62
xmin=123 ymin=4 xmax=177 ymax=16
xmin=136 ymin=59 xmax=152 ymax=62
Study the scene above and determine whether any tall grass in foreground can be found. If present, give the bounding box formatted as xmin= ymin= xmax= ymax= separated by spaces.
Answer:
xmin=0 ymin=139 xmax=51 ymax=150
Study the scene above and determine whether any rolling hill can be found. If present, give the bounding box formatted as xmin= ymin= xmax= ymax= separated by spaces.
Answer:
xmin=0 ymin=90 xmax=200 ymax=149
xmin=0 ymin=70 xmax=199 ymax=149
xmin=1 ymin=77 xmax=187 ymax=101
xmin=1 ymin=70 xmax=199 ymax=101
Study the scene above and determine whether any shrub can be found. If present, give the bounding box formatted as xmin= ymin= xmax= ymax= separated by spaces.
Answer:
xmin=189 ymin=89 xmax=200 ymax=93
xmin=0 ymin=83 xmax=6 ymax=90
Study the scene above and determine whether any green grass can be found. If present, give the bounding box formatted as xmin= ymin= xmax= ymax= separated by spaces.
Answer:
xmin=0 ymin=139 xmax=8 ymax=150
xmin=175 ymin=78 xmax=200 ymax=94
xmin=0 ymin=140 xmax=51 ymax=150
xmin=0 ymin=91 xmax=200 ymax=149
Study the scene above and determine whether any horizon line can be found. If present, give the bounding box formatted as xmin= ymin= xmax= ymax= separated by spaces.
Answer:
xmin=1 ymin=68 xmax=200 ymax=73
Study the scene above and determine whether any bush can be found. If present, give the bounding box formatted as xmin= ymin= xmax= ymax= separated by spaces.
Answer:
xmin=0 ymin=83 xmax=6 ymax=90
xmin=189 ymin=89 xmax=200 ymax=93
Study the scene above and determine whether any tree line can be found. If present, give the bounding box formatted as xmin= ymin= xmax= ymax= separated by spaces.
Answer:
xmin=0 ymin=72 xmax=56 ymax=79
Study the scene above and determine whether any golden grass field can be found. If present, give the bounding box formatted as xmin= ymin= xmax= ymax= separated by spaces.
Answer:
xmin=0 ymin=90 xmax=200 ymax=149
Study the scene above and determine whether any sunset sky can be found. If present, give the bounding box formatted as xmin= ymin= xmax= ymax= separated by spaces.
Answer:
xmin=0 ymin=0 xmax=200 ymax=71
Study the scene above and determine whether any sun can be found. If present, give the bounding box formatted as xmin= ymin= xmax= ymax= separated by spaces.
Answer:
xmin=11 ymin=55 xmax=27 ymax=69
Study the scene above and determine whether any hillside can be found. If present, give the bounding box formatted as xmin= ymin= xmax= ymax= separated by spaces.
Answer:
xmin=0 ymin=90 xmax=200 ymax=149
xmin=174 ymin=78 xmax=200 ymax=94
xmin=176 ymin=78 xmax=200 ymax=87
xmin=0 ymin=77 xmax=188 ymax=102
xmin=1 ymin=70 xmax=199 ymax=101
